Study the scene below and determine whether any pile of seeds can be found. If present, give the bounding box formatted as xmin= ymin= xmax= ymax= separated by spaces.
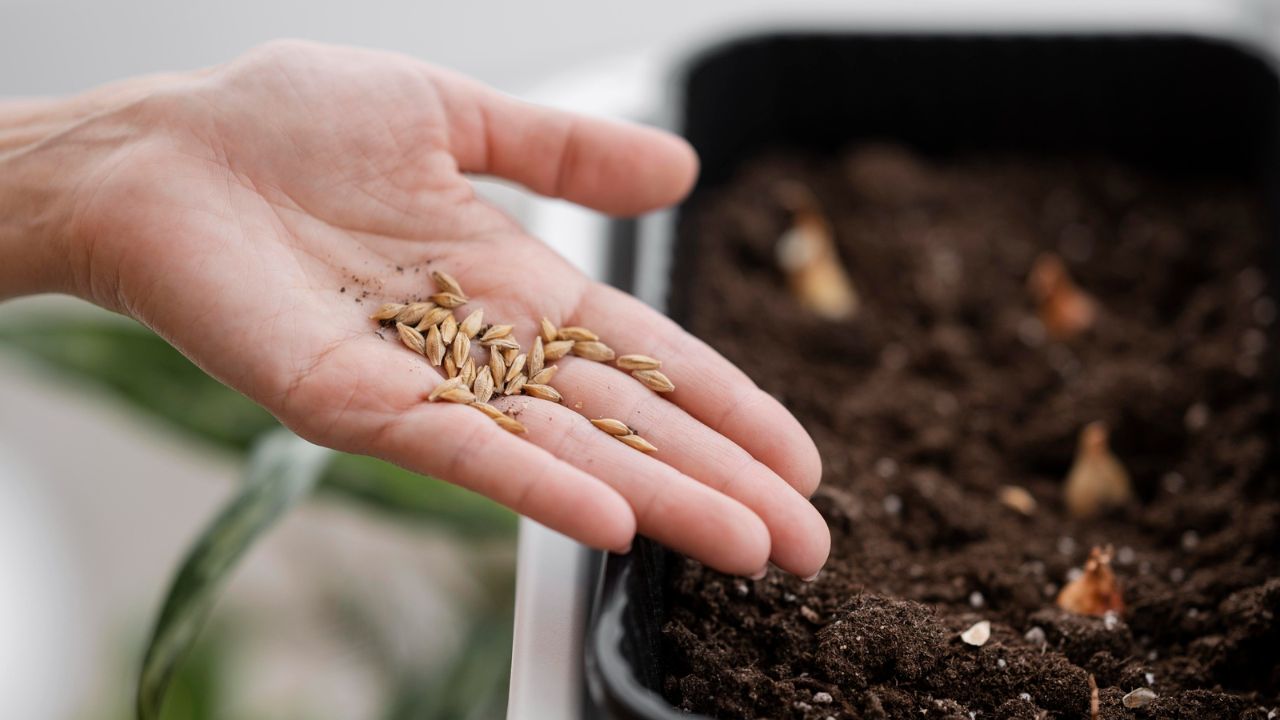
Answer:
xmin=370 ymin=270 xmax=673 ymax=452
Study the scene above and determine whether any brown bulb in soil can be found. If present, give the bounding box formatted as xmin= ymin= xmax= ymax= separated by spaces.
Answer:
xmin=1057 ymin=545 xmax=1125 ymax=617
xmin=1028 ymin=252 xmax=1097 ymax=340
xmin=774 ymin=182 xmax=859 ymax=321
xmin=1064 ymin=421 xmax=1133 ymax=519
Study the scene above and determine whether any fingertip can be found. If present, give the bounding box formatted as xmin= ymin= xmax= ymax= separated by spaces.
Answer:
xmin=567 ymin=473 xmax=638 ymax=552
xmin=713 ymin=507 xmax=772 ymax=578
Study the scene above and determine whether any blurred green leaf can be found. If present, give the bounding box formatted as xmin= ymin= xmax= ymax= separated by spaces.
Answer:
xmin=0 ymin=318 xmax=515 ymax=537
xmin=322 ymin=455 xmax=516 ymax=537
xmin=0 ymin=318 xmax=276 ymax=451
xmin=137 ymin=430 xmax=333 ymax=720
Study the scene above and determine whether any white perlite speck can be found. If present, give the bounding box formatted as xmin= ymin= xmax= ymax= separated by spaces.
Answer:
xmin=969 ymin=591 xmax=985 ymax=608
xmin=1123 ymin=688 xmax=1157 ymax=708
xmin=1024 ymin=626 xmax=1047 ymax=646
xmin=812 ymin=692 xmax=833 ymax=704
xmin=961 ymin=620 xmax=991 ymax=647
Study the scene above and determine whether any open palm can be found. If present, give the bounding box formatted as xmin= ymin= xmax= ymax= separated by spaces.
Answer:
xmin=70 ymin=41 xmax=828 ymax=578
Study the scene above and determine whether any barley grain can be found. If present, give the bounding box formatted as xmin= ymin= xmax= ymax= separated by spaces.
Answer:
xmin=451 ymin=333 xmax=471 ymax=368
xmin=460 ymin=357 xmax=476 ymax=387
xmin=440 ymin=313 xmax=458 ymax=345
xmin=540 ymin=317 xmax=558 ymax=344
xmin=632 ymin=368 xmax=675 ymax=393
xmin=444 ymin=355 xmax=458 ymax=378
xmin=473 ymin=367 xmax=495 ymax=404
xmin=617 ymin=354 xmax=661 ymax=371
xmin=573 ymin=341 xmax=615 ymax=362
xmin=529 ymin=366 xmax=557 ymax=385
xmin=557 ymin=326 xmax=598 ymax=342
xmin=395 ymin=302 xmax=434 ymax=326
xmin=416 ymin=306 xmax=453 ymax=330
xmin=396 ymin=322 xmax=426 ymax=355
xmin=437 ymin=386 xmax=476 ymax=404
xmin=371 ymin=303 xmax=406 ymax=321
xmin=505 ymin=353 xmax=527 ymax=382
xmin=504 ymin=374 xmax=526 ymax=396
xmin=458 ymin=310 xmax=484 ymax=339
xmin=522 ymin=383 xmax=561 ymax=402
xmin=618 ymin=433 xmax=658 ymax=454
xmin=493 ymin=414 xmax=527 ymax=434
xmin=591 ymin=418 xmax=631 ymax=436
xmin=529 ymin=336 xmax=545 ymax=376
xmin=426 ymin=324 xmax=446 ymax=365
xmin=502 ymin=346 xmax=519 ymax=365
xmin=431 ymin=292 xmax=467 ymax=308
xmin=481 ymin=324 xmax=513 ymax=342
xmin=469 ymin=401 xmax=504 ymax=419
xmin=482 ymin=336 xmax=520 ymax=352
xmin=543 ymin=340 xmax=574 ymax=361
xmin=428 ymin=377 xmax=464 ymax=401
xmin=489 ymin=351 xmax=506 ymax=393
xmin=431 ymin=270 xmax=465 ymax=297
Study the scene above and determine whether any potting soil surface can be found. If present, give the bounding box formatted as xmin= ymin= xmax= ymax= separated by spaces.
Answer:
xmin=662 ymin=146 xmax=1279 ymax=719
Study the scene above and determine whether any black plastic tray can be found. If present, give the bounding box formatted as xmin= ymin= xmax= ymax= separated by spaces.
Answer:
xmin=585 ymin=31 xmax=1280 ymax=719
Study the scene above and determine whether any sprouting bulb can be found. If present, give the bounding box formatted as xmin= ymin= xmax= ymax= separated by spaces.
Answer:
xmin=1064 ymin=421 xmax=1133 ymax=519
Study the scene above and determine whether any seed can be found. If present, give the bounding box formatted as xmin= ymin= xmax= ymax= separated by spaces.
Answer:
xmin=482 ymin=336 xmax=520 ymax=352
xmin=431 ymin=291 xmax=467 ymax=308
xmin=529 ymin=336 xmax=545 ymax=376
xmin=430 ymin=274 xmax=461 ymax=298
xmin=529 ymin=366 xmax=558 ymax=385
xmin=458 ymin=310 xmax=484 ymax=339
xmin=544 ymin=340 xmax=574 ymax=361
xmin=489 ymin=351 xmax=506 ymax=391
xmin=437 ymin=385 xmax=476 ymax=404
xmin=591 ymin=418 xmax=631 ymax=436
xmin=481 ymin=324 xmax=514 ymax=342
xmin=452 ymin=333 xmax=471 ymax=368
xmin=395 ymin=301 xmax=434 ymax=326
xmin=504 ymin=374 xmax=527 ymax=396
xmin=438 ymin=314 xmax=458 ymax=345
xmin=370 ymin=302 xmax=405 ymax=321
xmin=444 ymin=355 xmax=458 ymax=378
xmin=431 ymin=270 xmax=465 ymax=297
xmin=502 ymin=346 xmax=519 ymax=365
xmin=505 ymin=353 xmax=527 ymax=383
xmin=617 ymin=433 xmax=657 ymax=454
xmin=416 ymin=305 xmax=453 ymax=330
xmin=469 ymin=401 xmax=504 ymax=419
xmin=493 ymin=414 xmax=527 ymax=434
xmin=428 ymin=377 xmax=464 ymax=401
xmin=523 ymin=383 xmax=562 ymax=402
xmin=473 ymin=367 xmax=495 ymax=404
xmin=426 ymin=324 xmax=446 ymax=365
xmin=540 ymin=317 xmax=558 ymax=344
xmin=459 ymin=357 xmax=476 ymax=387
xmin=573 ymin=341 xmax=615 ymax=362
xmin=631 ymin=368 xmax=674 ymax=393
xmin=617 ymin=354 xmax=661 ymax=371
xmin=396 ymin=322 xmax=425 ymax=355
xmin=558 ymin=326 xmax=598 ymax=342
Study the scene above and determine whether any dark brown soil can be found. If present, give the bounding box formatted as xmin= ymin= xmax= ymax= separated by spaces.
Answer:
xmin=661 ymin=146 xmax=1280 ymax=719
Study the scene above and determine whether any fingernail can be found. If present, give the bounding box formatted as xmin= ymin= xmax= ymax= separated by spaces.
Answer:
xmin=749 ymin=566 xmax=768 ymax=581
xmin=801 ymin=570 xmax=821 ymax=583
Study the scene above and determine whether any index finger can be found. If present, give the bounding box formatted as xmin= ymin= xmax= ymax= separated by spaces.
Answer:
xmin=571 ymin=283 xmax=823 ymax=497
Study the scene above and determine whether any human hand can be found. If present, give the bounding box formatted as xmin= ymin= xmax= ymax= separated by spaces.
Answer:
xmin=3 ymin=41 xmax=829 ymax=578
